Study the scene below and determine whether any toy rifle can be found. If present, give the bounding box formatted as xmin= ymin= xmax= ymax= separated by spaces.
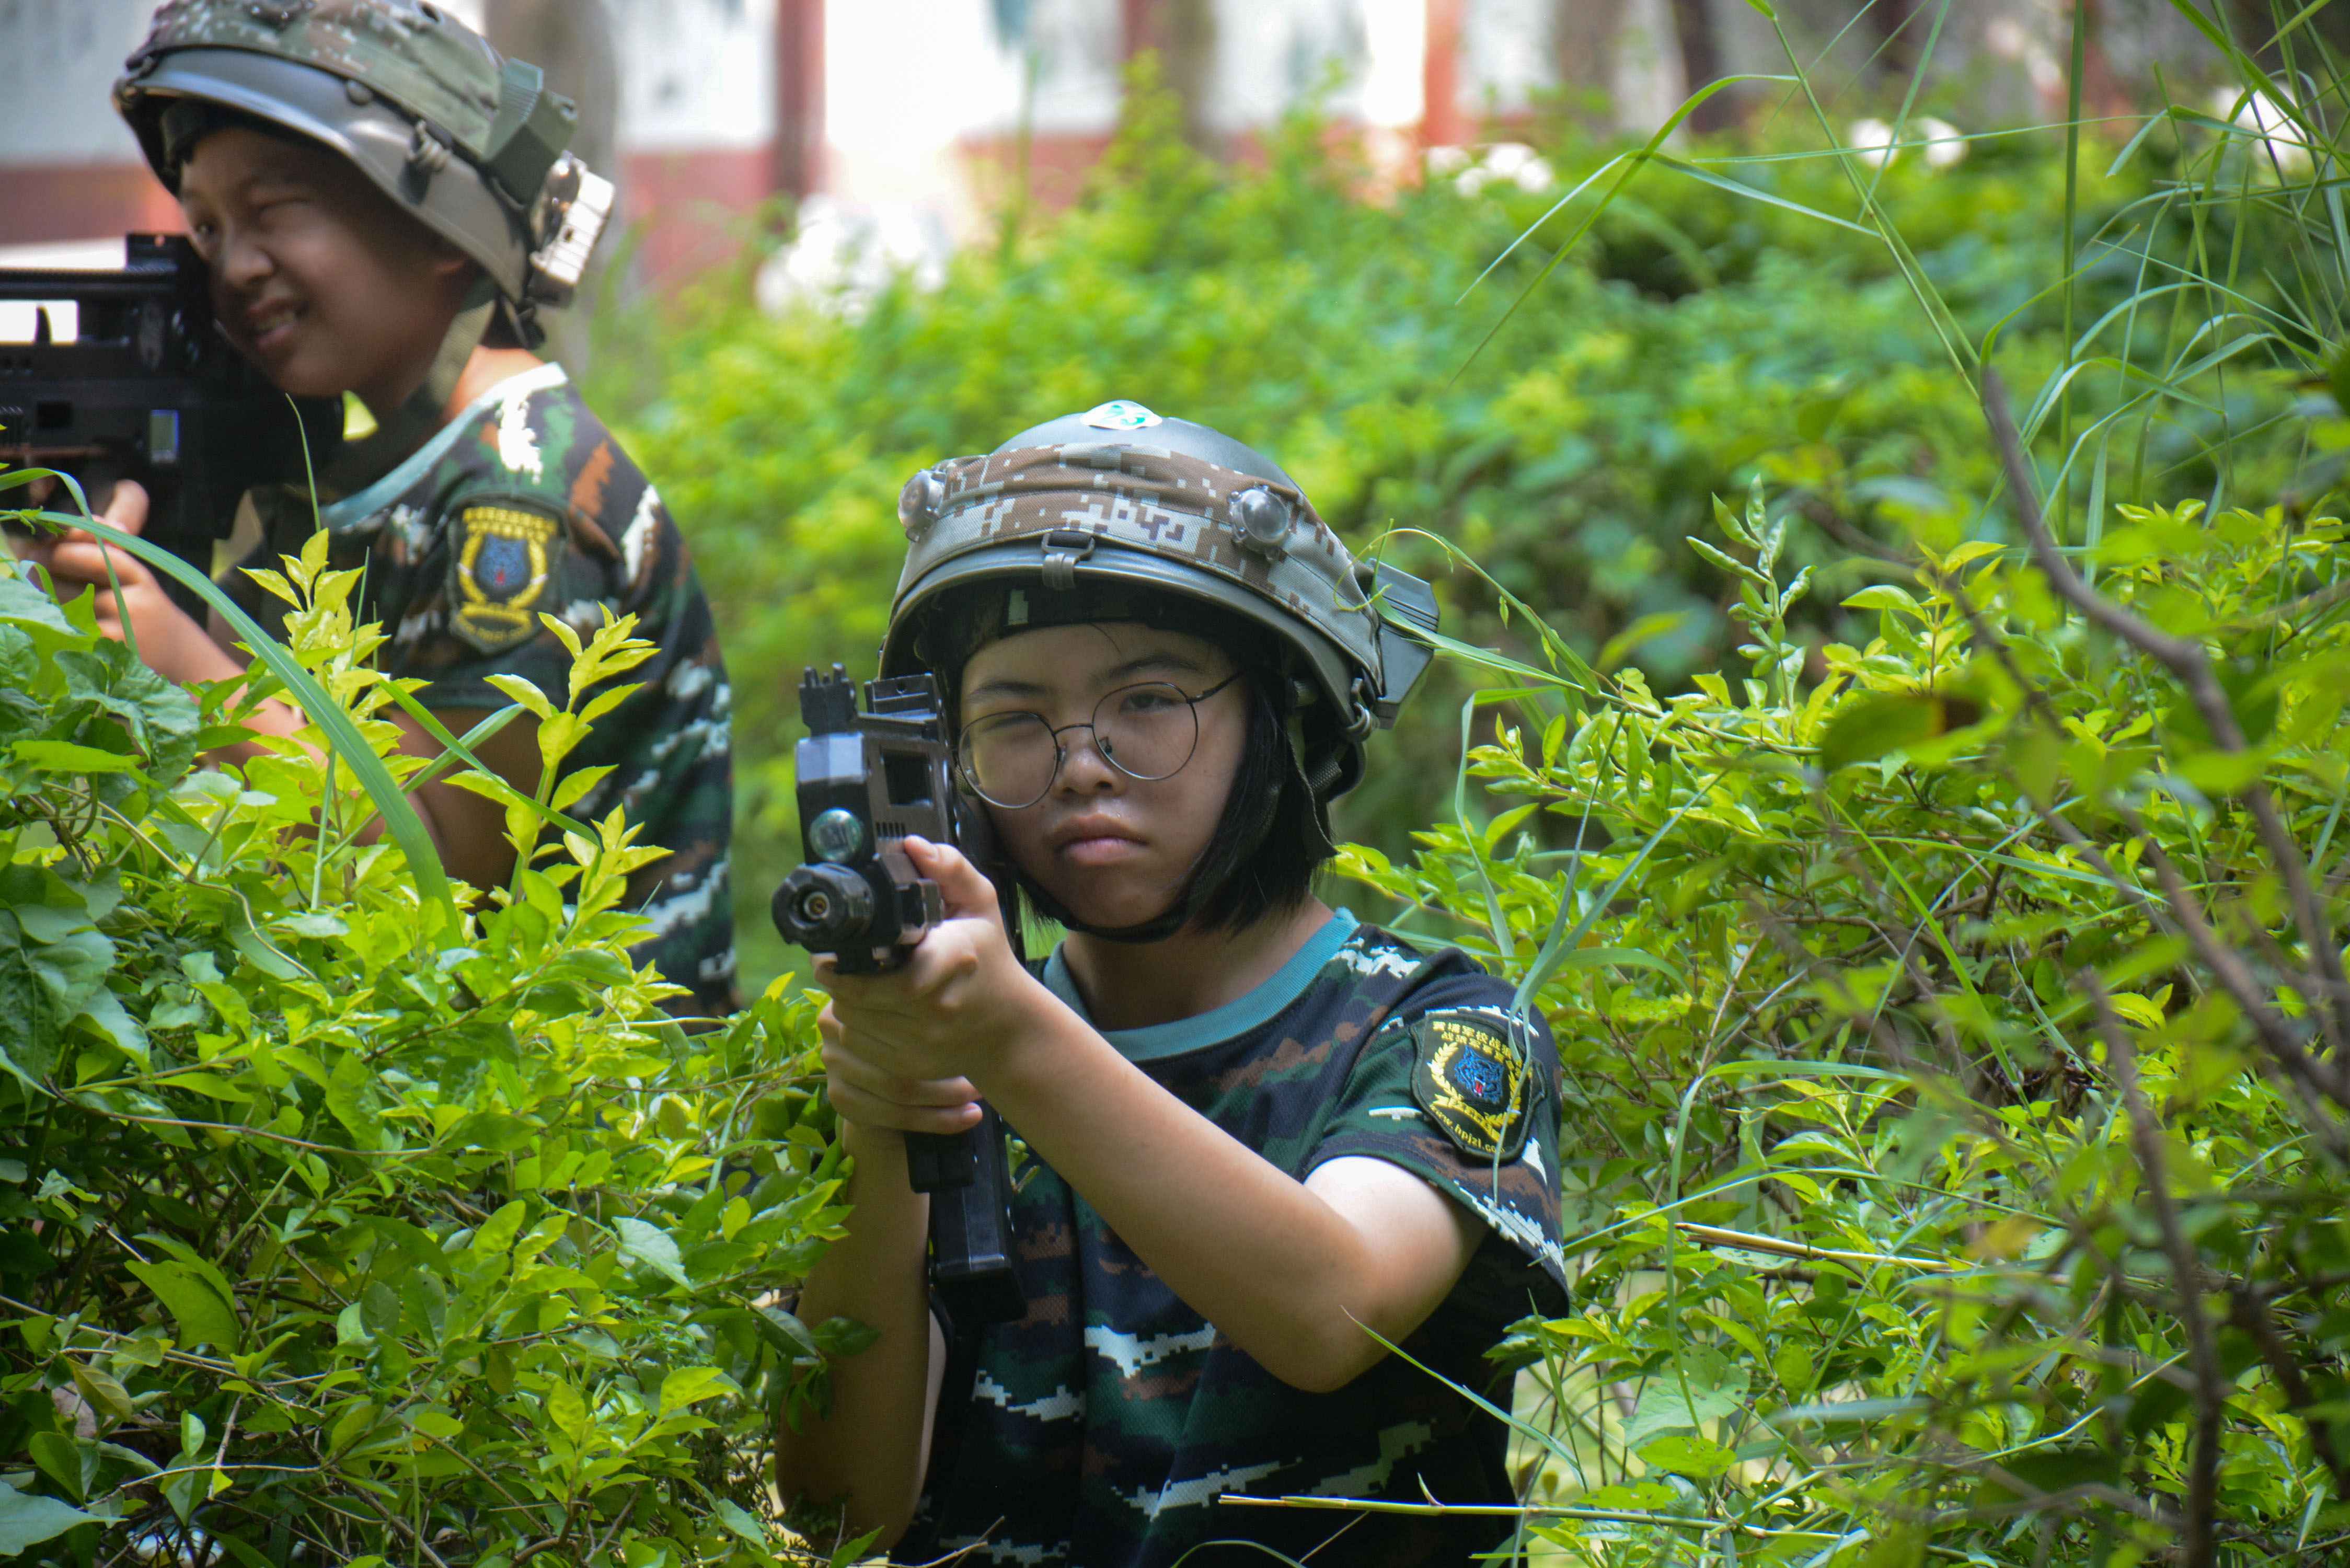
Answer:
xmin=774 ymin=666 xmax=1025 ymax=1329
xmin=0 ymin=234 xmax=340 ymax=615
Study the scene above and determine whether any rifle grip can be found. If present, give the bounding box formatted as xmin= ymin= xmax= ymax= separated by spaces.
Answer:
xmin=905 ymin=1126 xmax=979 ymax=1191
xmin=905 ymin=1110 xmax=1023 ymax=1327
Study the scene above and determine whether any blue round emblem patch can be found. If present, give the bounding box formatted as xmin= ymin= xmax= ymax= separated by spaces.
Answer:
xmin=474 ymin=533 xmax=532 ymax=595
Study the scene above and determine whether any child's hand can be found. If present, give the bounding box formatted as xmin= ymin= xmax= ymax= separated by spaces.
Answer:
xmin=19 ymin=482 xmax=238 ymax=683
xmin=815 ymin=835 xmax=1053 ymax=1136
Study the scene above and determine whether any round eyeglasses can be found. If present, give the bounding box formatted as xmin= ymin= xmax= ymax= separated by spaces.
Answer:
xmin=955 ymin=671 xmax=1246 ymax=809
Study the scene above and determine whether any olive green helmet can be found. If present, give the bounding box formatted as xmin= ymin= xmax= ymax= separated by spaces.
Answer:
xmin=113 ymin=0 xmax=611 ymax=341
xmin=881 ymin=401 xmax=1439 ymax=802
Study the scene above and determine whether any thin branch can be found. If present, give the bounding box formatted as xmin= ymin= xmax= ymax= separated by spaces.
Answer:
xmin=1984 ymin=371 xmax=2350 ymax=1057
xmin=2083 ymin=972 xmax=2220 ymax=1568
xmin=1674 ymin=1221 xmax=1961 ymax=1273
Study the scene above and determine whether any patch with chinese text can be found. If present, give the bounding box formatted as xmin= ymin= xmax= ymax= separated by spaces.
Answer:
xmin=1408 ymin=1012 xmax=1530 ymax=1161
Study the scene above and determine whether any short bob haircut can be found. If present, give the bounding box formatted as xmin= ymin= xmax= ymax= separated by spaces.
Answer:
xmin=907 ymin=582 xmax=1333 ymax=939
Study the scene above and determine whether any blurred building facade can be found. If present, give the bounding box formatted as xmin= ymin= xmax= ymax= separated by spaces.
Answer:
xmin=1 ymin=0 xmax=2206 ymax=283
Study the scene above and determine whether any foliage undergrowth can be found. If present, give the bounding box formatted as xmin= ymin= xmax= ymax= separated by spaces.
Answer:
xmin=0 ymin=538 xmax=851 ymax=1565
xmin=598 ymin=53 xmax=2321 ymax=992
xmin=3 ymin=2 xmax=2347 ymax=1564
xmin=1351 ymin=486 xmax=2350 ymax=1563
xmin=1310 ymin=2 xmax=2350 ymax=1562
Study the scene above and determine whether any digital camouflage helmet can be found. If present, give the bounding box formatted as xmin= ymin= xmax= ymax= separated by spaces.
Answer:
xmin=113 ymin=0 xmax=612 ymax=349
xmin=882 ymin=400 xmax=1440 ymax=808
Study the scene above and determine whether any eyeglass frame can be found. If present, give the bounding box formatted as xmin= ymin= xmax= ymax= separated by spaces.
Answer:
xmin=953 ymin=669 xmax=1248 ymax=809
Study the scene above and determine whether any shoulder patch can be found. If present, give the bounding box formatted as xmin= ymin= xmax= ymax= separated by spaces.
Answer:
xmin=448 ymin=496 xmax=566 ymax=653
xmin=1408 ymin=1012 xmax=1532 ymax=1161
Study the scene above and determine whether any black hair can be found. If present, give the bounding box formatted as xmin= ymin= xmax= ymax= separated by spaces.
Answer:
xmin=1180 ymin=667 xmax=1331 ymax=935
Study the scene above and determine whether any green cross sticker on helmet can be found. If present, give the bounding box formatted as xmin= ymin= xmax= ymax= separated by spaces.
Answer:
xmin=1081 ymin=400 xmax=1164 ymax=431
xmin=880 ymin=409 xmax=1443 ymax=806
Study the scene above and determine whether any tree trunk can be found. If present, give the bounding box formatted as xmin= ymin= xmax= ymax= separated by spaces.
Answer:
xmin=1548 ymin=0 xmax=1625 ymax=130
xmin=1863 ymin=0 xmax=1925 ymax=79
xmin=2071 ymin=0 xmax=2134 ymax=129
xmin=1666 ymin=0 xmax=1737 ymax=133
xmin=1122 ymin=0 xmax=1220 ymax=152
xmin=481 ymin=0 xmax=620 ymax=370
xmin=773 ymin=0 xmax=826 ymax=200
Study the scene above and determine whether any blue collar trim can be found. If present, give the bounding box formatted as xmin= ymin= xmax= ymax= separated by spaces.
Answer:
xmin=316 ymin=362 xmax=570 ymax=533
xmin=1042 ymin=910 xmax=1360 ymax=1063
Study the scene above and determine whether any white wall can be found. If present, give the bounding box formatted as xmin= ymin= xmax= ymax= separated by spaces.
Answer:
xmin=613 ymin=0 xmax=777 ymax=152
xmin=0 ymin=0 xmax=158 ymax=164
xmin=1461 ymin=0 xmax=1556 ymax=117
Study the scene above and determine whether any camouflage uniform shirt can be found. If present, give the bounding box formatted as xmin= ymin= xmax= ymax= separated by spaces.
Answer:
xmin=895 ymin=915 xmax=1570 ymax=1567
xmin=231 ymin=363 xmax=736 ymax=1014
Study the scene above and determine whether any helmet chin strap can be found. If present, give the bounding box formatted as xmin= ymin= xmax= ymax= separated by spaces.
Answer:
xmin=322 ymin=287 xmax=498 ymax=495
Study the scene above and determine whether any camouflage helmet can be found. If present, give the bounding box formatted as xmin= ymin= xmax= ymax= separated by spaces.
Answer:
xmin=113 ymin=0 xmax=611 ymax=329
xmin=881 ymin=401 xmax=1439 ymax=802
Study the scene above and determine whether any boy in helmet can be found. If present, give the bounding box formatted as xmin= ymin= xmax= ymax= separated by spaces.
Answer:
xmin=17 ymin=0 xmax=735 ymax=1013
xmin=775 ymin=404 xmax=1569 ymax=1566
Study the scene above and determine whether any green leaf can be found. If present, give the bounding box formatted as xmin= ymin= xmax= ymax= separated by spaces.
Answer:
xmin=1622 ymin=1347 xmax=1748 ymax=1451
xmin=19 ymin=506 xmax=456 ymax=916
xmin=1687 ymin=536 xmax=1769 ymax=585
xmin=1818 ymin=691 xmax=1942 ymax=770
xmin=128 ymin=1260 xmax=241 ymax=1351
xmin=57 ymin=644 xmax=200 ymax=783
xmin=67 ymin=1361 xmax=133 ymax=1425
xmin=1638 ymin=1432 xmax=1737 ymax=1479
xmin=614 ymin=1216 xmax=690 ymax=1286
xmin=1553 ymin=946 xmax=1687 ymax=983
xmin=10 ymin=740 xmax=142 ymax=775
xmin=26 ymin=1433 xmax=88 ymax=1502
xmin=0 ymin=913 xmax=62 ymax=1085
xmin=657 ymin=1365 xmax=738 ymax=1413
xmin=0 ymin=1486 xmax=101 ymax=1553
xmin=1841 ymin=584 xmax=1928 ymax=619
xmin=545 ymin=1380 xmax=590 ymax=1439
xmin=0 ymin=571 xmax=87 ymax=653
xmin=712 ymin=1498 xmax=768 ymax=1546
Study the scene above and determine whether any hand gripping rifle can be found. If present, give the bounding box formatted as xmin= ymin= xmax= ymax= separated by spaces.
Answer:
xmin=1 ymin=234 xmax=341 ymax=615
xmin=773 ymin=666 xmax=1025 ymax=1329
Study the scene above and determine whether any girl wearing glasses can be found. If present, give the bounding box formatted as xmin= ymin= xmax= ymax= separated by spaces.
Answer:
xmin=774 ymin=404 xmax=1569 ymax=1567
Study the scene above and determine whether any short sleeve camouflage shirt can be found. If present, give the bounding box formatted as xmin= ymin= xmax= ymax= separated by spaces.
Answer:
xmin=894 ymin=917 xmax=1569 ymax=1568
xmin=231 ymin=364 xmax=736 ymax=1014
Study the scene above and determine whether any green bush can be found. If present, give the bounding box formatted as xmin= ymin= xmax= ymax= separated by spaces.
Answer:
xmin=0 ymin=540 xmax=854 ymax=1565
xmin=600 ymin=76 xmax=2313 ymax=989
xmin=8 ymin=7 xmax=2347 ymax=1564
xmin=1338 ymin=481 xmax=2350 ymax=1561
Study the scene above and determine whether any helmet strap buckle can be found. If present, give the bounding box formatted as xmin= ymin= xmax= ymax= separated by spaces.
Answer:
xmin=1342 ymin=675 xmax=1378 ymax=743
xmin=404 ymin=119 xmax=453 ymax=197
xmin=1040 ymin=528 xmax=1097 ymax=591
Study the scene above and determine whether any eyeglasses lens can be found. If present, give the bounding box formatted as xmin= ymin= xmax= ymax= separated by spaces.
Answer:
xmin=1096 ymin=683 xmax=1196 ymax=779
xmin=956 ymin=682 xmax=1204 ymax=808
xmin=958 ymin=713 xmax=1058 ymax=808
